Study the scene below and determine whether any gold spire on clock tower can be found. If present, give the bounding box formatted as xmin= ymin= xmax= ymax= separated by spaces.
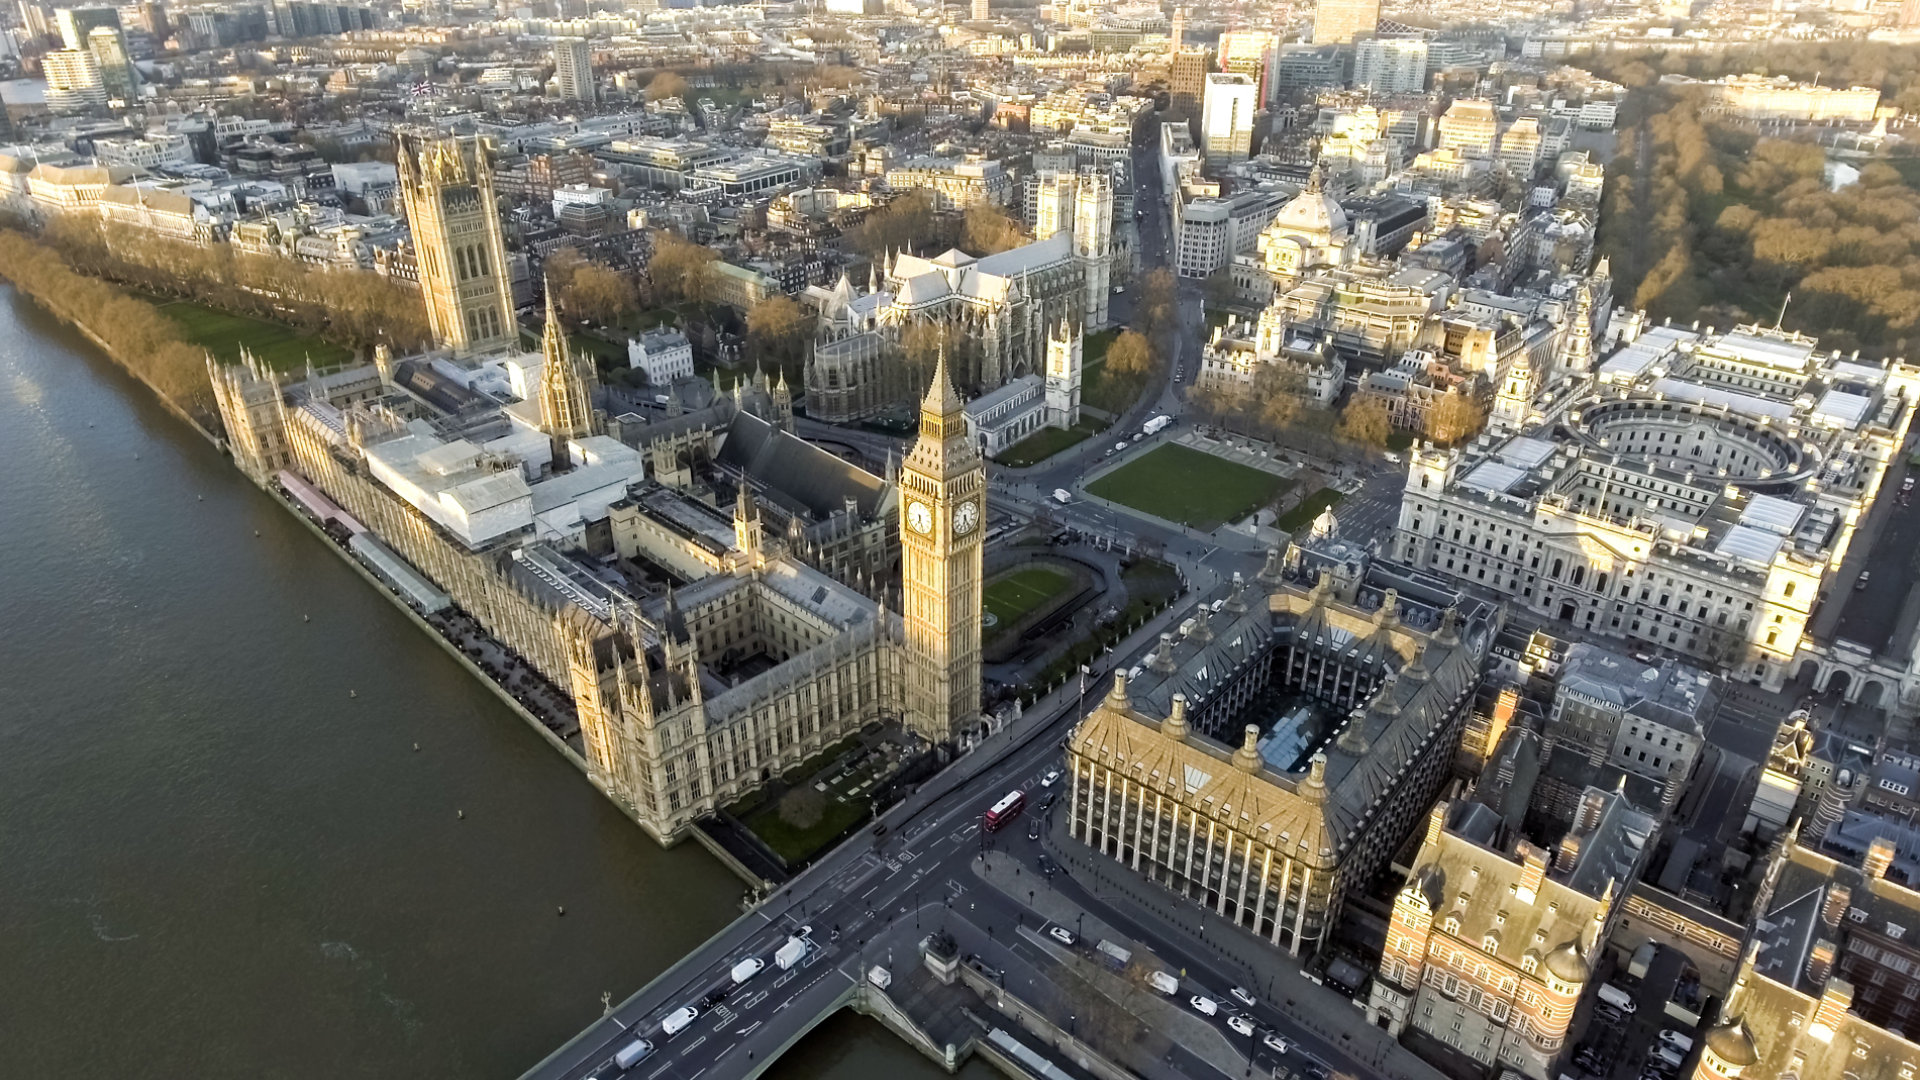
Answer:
xmin=899 ymin=346 xmax=984 ymax=743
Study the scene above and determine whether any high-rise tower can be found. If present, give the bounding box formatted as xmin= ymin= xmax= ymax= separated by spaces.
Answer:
xmin=537 ymin=289 xmax=599 ymax=451
xmin=397 ymin=132 xmax=517 ymax=356
xmin=552 ymin=37 xmax=594 ymax=103
xmin=898 ymin=349 xmax=984 ymax=743
xmin=1072 ymin=169 xmax=1112 ymax=329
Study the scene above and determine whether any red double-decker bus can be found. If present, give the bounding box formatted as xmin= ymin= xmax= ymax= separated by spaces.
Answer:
xmin=984 ymin=790 xmax=1026 ymax=831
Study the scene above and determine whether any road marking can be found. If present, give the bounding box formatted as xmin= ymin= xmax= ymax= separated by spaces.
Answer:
xmin=736 ymin=1020 xmax=762 ymax=1037
xmin=740 ymin=990 xmax=768 ymax=1011
xmin=679 ymin=1034 xmax=707 ymax=1057
xmin=648 ymin=1061 xmax=674 ymax=1080
xmin=772 ymin=970 xmax=794 ymax=989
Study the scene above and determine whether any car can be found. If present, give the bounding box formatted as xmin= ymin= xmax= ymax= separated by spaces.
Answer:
xmin=1115 ymin=441 xmax=1128 ymax=452
xmin=1229 ymin=987 xmax=1256 ymax=1007
xmin=1049 ymin=926 xmax=1077 ymax=946
xmin=1190 ymin=995 xmax=1218 ymax=1016
xmin=1038 ymin=792 xmax=1057 ymax=811
xmin=1041 ymin=769 xmax=1061 ymax=788
xmin=1027 ymin=820 xmax=1041 ymax=841
xmin=1227 ymin=1014 xmax=1255 ymax=1037
xmin=1858 ymin=570 xmax=1872 ymax=591
xmin=1263 ymin=1034 xmax=1290 ymax=1055
xmin=1904 ymin=477 xmax=1915 ymax=494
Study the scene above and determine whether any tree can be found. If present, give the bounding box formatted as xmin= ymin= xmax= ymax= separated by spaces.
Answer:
xmin=1104 ymin=329 xmax=1156 ymax=376
xmin=777 ymin=785 xmax=826 ymax=831
xmin=647 ymin=230 xmax=718 ymax=307
xmin=646 ymin=71 xmax=689 ymax=103
xmin=746 ymin=294 xmax=813 ymax=369
xmin=1132 ymin=267 xmax=1179 ymax=340
xmin=1249 ymin=363 xmax=1306 ymax=434
xmin=1425 ymin=389 xmax=1486 ymax=446
xmin=566 ymin=263 xmax=638 ymax=325
xmin=1336 ymin=396 xmax=1393 ymax=447
xmin=1201 ymin=267 xmax=1237 ymax=311
xmin=961 ymin=202 xmax=1029 ymax=255
xmin=849 ymin=190 xmax=946 ymax=259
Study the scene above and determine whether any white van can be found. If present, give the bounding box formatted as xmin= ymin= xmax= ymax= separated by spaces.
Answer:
xmin=661 ymin=1005 xmax=699 ymax=1037
xmin=614 ymin=1038 xmax=655 ymax=1069
xmin=1597 ymin=984 xmax=1637 ymax=1014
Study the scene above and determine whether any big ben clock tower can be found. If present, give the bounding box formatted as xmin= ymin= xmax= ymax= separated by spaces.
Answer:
xmin=899 ymin=348 xmax=985 ymax=743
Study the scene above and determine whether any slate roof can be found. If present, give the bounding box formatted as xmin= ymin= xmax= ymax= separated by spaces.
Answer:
xmin=716 ymin=409 xmax=889 ymax=521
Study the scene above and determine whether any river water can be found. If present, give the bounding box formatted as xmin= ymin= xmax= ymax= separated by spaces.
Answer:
xmin=0 ymin=288 xmax=995 ymax=1080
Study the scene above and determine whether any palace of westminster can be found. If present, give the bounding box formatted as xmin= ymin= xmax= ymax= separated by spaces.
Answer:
xmin=214 ymin=132 xmax=988 ymax=843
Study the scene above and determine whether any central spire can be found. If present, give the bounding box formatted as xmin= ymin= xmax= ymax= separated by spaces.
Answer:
xmin=923 ymin=340 xmax=964 ymax=420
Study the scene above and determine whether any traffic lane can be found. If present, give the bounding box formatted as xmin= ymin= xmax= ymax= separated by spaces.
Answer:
xmin=1029 ymin=845 xmax=1362 ymax=1078
xmin=981 ymin=821 xmax=1340 ymax=1071
xmin=1832 ymin=473 xmax=1920 ymax=651
xmin=967 ymin=858 xmax=1326 ymax=1080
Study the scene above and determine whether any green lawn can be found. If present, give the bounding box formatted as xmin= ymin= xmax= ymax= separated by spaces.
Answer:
xmin=1084 ymin=327 xmax=1119 ymax=362
xmin=1277 ymin=487 xmax=1345 ymax=533
xmin=996 ymin=420 xmax=1099 ymax=467
xmin=162 ymin=301 xmax=352 ymax=372
xmin=741 ymin=797 xmax=867 ymax=866
xmin=1087 ymin=443 xmax=1291 ymax=530
xmin=984 ymin=566 xmax=1076 ymax=631
xmin=1386 ymin=431 xmax=1416 ymax=452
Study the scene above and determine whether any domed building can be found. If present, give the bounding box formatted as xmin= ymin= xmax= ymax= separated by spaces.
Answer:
xmin=1257 ymin=166 xmax=1354 ymax=284
xmin=1367 ymin=788 xmax=1655 ymax=1079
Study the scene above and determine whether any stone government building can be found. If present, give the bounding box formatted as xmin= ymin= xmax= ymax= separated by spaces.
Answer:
xmin=211 ymin=132 xmax=988 ymax=846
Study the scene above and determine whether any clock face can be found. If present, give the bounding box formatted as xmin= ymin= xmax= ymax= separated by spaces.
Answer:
xmin=954 ymin=501 xmax=979 ymax=536
xmin=907 ymin=501 xmax=933 ymax=535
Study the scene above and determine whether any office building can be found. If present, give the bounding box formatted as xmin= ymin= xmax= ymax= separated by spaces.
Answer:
xmin=1068 ymin=538 xmax=1490 ymax=957
xmin=86 ymin=24 xmax=135 ymax=102
xmin=1353 ymin=36 xmax=1427 ymax=93
xmin=42 ymin=47 xmax=106 ymax=112
xmin=1169 ymin=48 xmax=1209 ymax=116
xmin=54 ymin=5 xmax=119 ymax=49
xmin=1312 ymin=0 xmax=1378 ymax=44
xmin=1369 ymin=791 xmax=1655 ymax=1079
xmin=1200 ymin=72 xmax=1257 ymax=164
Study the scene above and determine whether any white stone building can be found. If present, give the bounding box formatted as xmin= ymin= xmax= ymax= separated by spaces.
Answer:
xmin=628 ymin=328 xmax=695 ymax=385
xmin=1393 ymin=324 xmax=1918 ymax=688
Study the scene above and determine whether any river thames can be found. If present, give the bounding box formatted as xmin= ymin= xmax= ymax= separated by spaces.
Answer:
xmin=0 ymin=287 xmax=995 ymax=1080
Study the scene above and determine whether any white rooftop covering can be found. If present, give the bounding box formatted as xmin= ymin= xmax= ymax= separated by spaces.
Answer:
xmin=1813 ymin=389 xmax=1873 ymax=429
xmin=1597 ymin=325 xmax=1693 ymax=383
xmin=1460 ymin=459 xmax=1526 ymax=494
xmin=1652 ymin=377 xmax=1795 ymax=422
xmin=1714 ymin=524 xmax=1785 ymax=565
xmin=1498 ymin=436 xmax=1555 ymax=469
xmin=1740 ymin=493 xmax=1805 ymax=536
xmin=1709 ymin=330 xmax=1814 ymax=371
xmin=1831 ymin=360 xmax=1886 ymax=386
